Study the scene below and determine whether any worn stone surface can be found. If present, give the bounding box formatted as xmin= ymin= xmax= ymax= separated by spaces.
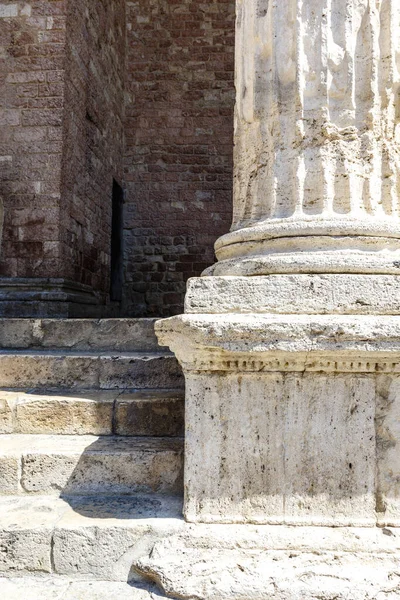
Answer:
xmin=158 ymin=313 xmax=400 ymax=524
xmin=0 ymin=434 xmax=183 ymax=495
xmin=186 ymin=274 xmax=400 ymax=315
xmin=0 ymin=494 xmax=183 ymax=578
xmin=13 ymin=391 xmax=116 ymax=435
xmin=0 ymin=351 xmax=183 ymax=390
xmin=115 ymin=390 xmax=184 ymax=437
xmin=135 ymin=526 xmax=400 ymax=600
xmin=0 ymin=319 xmax=162 ymax=351
xmin=0 ymin=393 xmax=13 ymax=433
xmin=0 ymin=455 xmax=19 ymax=494
xmin=207 ymin=0 xmax=400 ymax=278
xmin=183 ymin=371 xmax=375 ymax=525
xmin=0 ymin=389 xmax=184 ymax=437
xmin=0 ymin=578 xmax=159 ymax=600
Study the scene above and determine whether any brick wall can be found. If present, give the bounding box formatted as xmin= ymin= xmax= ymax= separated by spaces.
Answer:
xmin=1 ymin=0 xmax=235 ymax=315
xmin=60 ymin=0 xmax=126 ymax=296
xmin=123 ymin=0 xmax=235 ymax=317
xmin=0 ymin=0 xmax=67 ymax=279
xmin=0 ymin=0 xmax=125 ymax=299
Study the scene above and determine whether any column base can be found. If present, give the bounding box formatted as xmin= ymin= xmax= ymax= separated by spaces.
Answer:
xmin=185 ymin=274 xmax=400 ymax=314
xmin=156 ymin=311 xmax=400 ymax=526
xmin=211 ymin=218 xmax=400 ymax=276
xmin=0 ymin=278 xmax=103 ymax=318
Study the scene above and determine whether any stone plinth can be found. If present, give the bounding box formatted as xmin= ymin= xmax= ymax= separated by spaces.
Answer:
xmin=156 ymin=0 xmax=400 ymax=529
xmin=0 ymin=278 xmax=101 ymax=318
xmin=157 ymin=313 xmax=400 ymax=525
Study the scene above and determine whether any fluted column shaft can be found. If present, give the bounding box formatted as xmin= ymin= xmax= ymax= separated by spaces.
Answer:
xmin=209 ymin=0 xmax=400 ymax=276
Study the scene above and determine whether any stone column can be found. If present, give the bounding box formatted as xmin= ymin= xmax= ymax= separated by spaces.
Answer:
xmin=157 ymin=0 xmax=400 ymax=526
xmin=211 ymin=0 xmax=400 ymax=277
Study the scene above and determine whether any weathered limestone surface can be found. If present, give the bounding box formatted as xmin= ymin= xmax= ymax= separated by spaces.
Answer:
xmin=0 ymin=579 xmax=158 ymax=600
xmin=157 ymin=314 xmax=400 ymax=525
xmin=0 ymin=351 xmax=182 ymax=390
xmin=208 ymin=0 xmax=400 ymax=277
xmin=0 ymin=494 xmax=183 ymax=578
xmin=186 ymin=274 xmax=400 ymax=314
xmin=0 ymin=389 xmax=184 ymax=436
xmin=135 ymin=525 xmax=400 ymax=600
xmin=0 ymin=434 xmax=183 ymax=495
xmin=0 ymin=318 xmax=162 ymax=351
xmin=156 ymin=0 xmax=400 ymax=536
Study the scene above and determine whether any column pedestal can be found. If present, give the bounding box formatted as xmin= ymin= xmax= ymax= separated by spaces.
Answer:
xmin=157 ymin=302 xmax=400 ymax=527
xmin=156 ymin=0 xmax=400 ymax=529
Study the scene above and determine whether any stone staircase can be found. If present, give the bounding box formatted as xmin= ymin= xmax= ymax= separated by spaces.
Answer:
xmin=0 ymin=319 xmax=185 ymax=598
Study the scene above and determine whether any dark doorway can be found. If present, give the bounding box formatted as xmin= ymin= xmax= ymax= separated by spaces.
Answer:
xmin=110 ymin=179 xmax=124 ymax=302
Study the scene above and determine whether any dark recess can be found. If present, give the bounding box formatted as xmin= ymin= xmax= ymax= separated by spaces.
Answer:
xmin=110 ymin=179 xmax=124 ymax=302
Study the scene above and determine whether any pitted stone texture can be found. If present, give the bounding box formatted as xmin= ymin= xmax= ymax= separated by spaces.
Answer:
xmin=135 ymin=526 xmax=400 ymax=600
xmin=0 ymin=352 xmax=183 ymax=390
xmin=376 ymin=375 xmax=400 ymax=527
xmin=0 ymin=319 xmax=162 ymax=352
xmin=12 ymin=391 xmax=116 ymax=435
xmin=0 ymin=389 xmax=184 ymax=437
xmin=0 ymin=579 xmax=157 ymax=600
xmin=0 ymin=455 xmax=19 ymax=494
xmin=115 ymin=390 xmax=184 ymax=437
xmin=210 ymin=0 xmax=400 ymax=277
xmin=0 ymin=393 xmax=13 ymax=433
xmin=0 ymin=494 xmax=183 ymax=578
xmin=184 ymin=371 xmax=375 ymax=525
xmin=157 ymin=314 xmax=400 ymax=371
xmin=157 ymin=313 xmax=400 ymax=525
xmin=0 ymin=435 xmax=183 ymax=495
xmin=186 ymin=274 xmax=400 ymax=315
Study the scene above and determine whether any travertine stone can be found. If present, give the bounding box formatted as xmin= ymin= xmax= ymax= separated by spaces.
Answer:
xmin=0 ymin=434 xmax=183 ymax=495
xmin=157 ymin=314 xmax=400 ymax=524
xmin=0 ymin=579 xmax=156 ymax=600
xmin=0 ymin=392 xmax=13 ymax=433
xmin=0 ymin=351 xmax=182 ymax=390
xmin=0 ymin=318 xmax=162 ymax=351
xmin=13 ymin=391 xmax=116 ymax=435
xmin=208 ymin=0 xmax=400 ymax=277
xmin=184 ymin=371 xmax=375 ymax=525
xmin=52 ymin=495 xmax=183 ymax=580
xmin=115 ymin=390 xmax=184 ymax=437
xmin=186 ymin=274 xmax=400 ymax=315
xmin=0 ymin=455 xmax=19 ymax=494
xmin=135 ymin=526 xmax=400 ymax=600
xmin=0 ymin=494 xmax=183 ymax=577
xmin=376 ymin=375 xmax=400 ymax=527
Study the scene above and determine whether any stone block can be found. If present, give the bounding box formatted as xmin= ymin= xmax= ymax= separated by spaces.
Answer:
xmin=184 ymin=371 xmax=375 ymax=525
xmin=99 ymin=354 xmax=183 ymax=390
xmin=2 ymin=434 xmax=184 ymax=495
xmin=0 ymin=392 xmax=13 ymax=433
xmin=0 ymin=455 xmax=19 ymax=494
xmin=185 ymin=274 xmax=400 ymax=315
xmin=156 ymin=313 xmax=400 ymax=525
xmin=14 ymin=391 xmax=116 ymax=435
xmin=115 ymin=390 xmax=184 ymax=436
xmin=52 ymin=494 xmax=183 ymax=579
xmin=376 ymin=375 xmax=400 ymax=526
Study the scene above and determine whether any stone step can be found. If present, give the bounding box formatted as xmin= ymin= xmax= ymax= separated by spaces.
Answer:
xmin=0 ymin=389 xmax=184 ymax=436
xmin=0 ymin=434 xmax=183 ymax=495
xmin=0 ymin=578 xmax=157 ymax=600
xmin=0 ymin=494 xmax=182 ymax=580
xmin=0 ymin=318 xmax=164 ymax=352
xmin=0 ymin=351 xmax=183 ymax=390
